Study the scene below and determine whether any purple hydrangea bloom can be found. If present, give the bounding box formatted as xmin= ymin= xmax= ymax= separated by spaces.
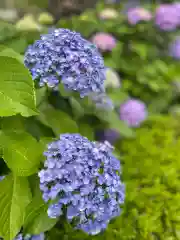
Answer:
xmin=155 ymin=4 xmax=179 ymax=31
xmin=24 ymin=28 xmax=106 ymax=97
xmin=173 ymin=3 xmax=180 ymax=23
xmin=38 ymin=134 xmax=125 ymax=235
xmin=119 ymin=99 xmax=147 ymax=127
xmin=127 ymin=7 xmax=152 ymax=25
xmin=169 ymin=37 xmax=180 ymax=60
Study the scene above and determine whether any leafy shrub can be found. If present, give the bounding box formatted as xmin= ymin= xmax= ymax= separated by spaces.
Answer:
xmin=48 ymin=115 xmax=180 ymax=240
xmin=119 ymin=115 xmax=180 ymax=239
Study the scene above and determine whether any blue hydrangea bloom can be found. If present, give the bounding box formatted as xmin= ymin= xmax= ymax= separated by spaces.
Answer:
xmin=38 ymin=134 xmax=125 ymax=235
xmin=24 ymin=28 xmax=106 ymax=97
xmin=90 ymin=93 xmax=114 ymax=110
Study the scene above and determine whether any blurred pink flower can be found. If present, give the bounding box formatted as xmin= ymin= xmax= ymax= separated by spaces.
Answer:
xmin=91 ymin=32 xmax=116 ymax=51
xmin=127 ymin=7 xmax=152 ymax=25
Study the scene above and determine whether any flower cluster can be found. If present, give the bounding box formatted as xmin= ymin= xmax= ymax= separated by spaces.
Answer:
xmin=39 ymin=134 xmax=125 ymax=235
xmin=24 ymin=28 xmax=106 ymax=97
xmin=155 ymin=4 xmax=180 ymax=31
xmin=127 ymin=7 xmax=152 ymax=25
xmin=169 ymin=36 xmax=180 ymax=60
xmin=91 ymin=33 xmax=116 ymax=52
xmin=119 ymin=99 xmax=147 ymax=127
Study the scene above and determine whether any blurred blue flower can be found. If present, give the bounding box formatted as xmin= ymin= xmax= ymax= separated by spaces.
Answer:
xmin=24 ymin=28 xmax=106 ymax=97
xmin=90 ymin=93 xmax=114 ymax=110
xmin=169 ymin=36 xmax=180 ymax=60
xmin=39 ymin=134 xmax=125 ymax=235
xmin=103 ymin=129 xmax=120 ymax=144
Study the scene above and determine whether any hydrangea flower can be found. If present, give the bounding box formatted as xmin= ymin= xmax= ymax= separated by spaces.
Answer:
xmin=127 ymin=7 xmax=152 ymax=25
xmin=155 ymin=4 xmax=179 ymax=31
xmin=38 ymin=134 xmax=125 ymax=235
xmin=119 ymin=99 xmax=147 ymax=127
xmin=90 ymin=93 xmax=114 ymax=110
xmin=105 ymin=68 xmax=121 ymax=89
xmin=99 ymin=8 xmax=119 ymax=20
xmin=169 ymin=37 xmax=180 ymax=60
xmin=103 ymin=129 xmax=120 ymax=144
xmin=24 ymin=28 xmax=106 ymax=97
xmin=91 ymin=33 xmax=116 ymax=52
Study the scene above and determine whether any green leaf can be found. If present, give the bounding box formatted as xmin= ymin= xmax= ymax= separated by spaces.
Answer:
xmin=58 ymin=83 xmax=72 ymax=97
xmin=0 ymin=56 xmax=37 ymax=117
xmin=78 ymin=123 xmax=94 ymax=140
xmin=24 ymin=177 xmax=57 ymax=234
xmin=107 ymin=90 xmax=128 ymax=105
xmin=95 ymin=110 xmax=134 ymax=138
xmin=0 ymin=174 xmax=31 ymax=240
xmin=70 ymin=97 xmax=85 ymax=119
xmin=109 ymin=112 xmax=135 ymax=138
xmin=36 ymin=87 xmax=47 ymax=107
xmin=0 ymin=46 xmax=23 ymax=63
xmin=0 ymin=115 xmax=25 ymax=131
xmin=0 ymin=130 xmax=43 ymax=176
xmin=131 ymin=42 xmax=148 ymax=60
xmin=38 ymin=104 xmax=78 ymax=136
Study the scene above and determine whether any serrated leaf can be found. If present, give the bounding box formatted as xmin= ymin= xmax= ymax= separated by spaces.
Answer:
xmin=0 ymin=174 xmax=31 ymax=240
xmin=0 ymin=56 xmax=37 ymax=117
xmin=24 ymin=178 xmax=57 ymax=234
xmin=38 ymin=104 xmax=78 ymax=136
xmin=0 ymin=130 xmax=43 ymax=176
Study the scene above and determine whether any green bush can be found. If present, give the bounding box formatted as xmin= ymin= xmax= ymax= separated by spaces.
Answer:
xmin=119 ymin=115 xmax=180 ymax=239
xmin=47 ymin=115 xmax=180 ymax=240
